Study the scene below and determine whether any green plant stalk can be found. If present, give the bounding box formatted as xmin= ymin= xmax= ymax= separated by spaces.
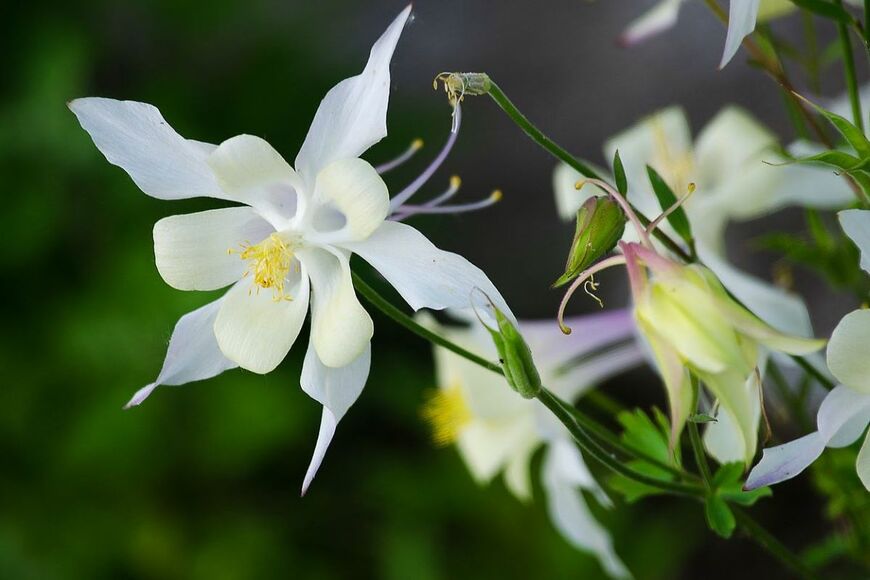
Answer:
xmin=790 ymin=354 xmax=835 ymax=391
xmin=484 ymin=80 xmax=693 ymax=263
xmin=834 ymin=0 xmax=865 ymax=133
xmin=352 ymin=272 xmax=702 ymax=496
xmin=688 ymin=379 xmax=714 ymax=490
xmin=734 ymin=507 xmax=818 ymax=579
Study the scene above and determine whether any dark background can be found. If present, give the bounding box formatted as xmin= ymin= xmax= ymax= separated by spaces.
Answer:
xmin=0 ymin=0 xmax=864 ymax=578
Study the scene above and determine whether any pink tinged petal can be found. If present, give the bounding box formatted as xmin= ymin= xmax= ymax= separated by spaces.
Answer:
xmin=294 ymin=5 xmax=412 ymax=185
xmin=341 ymin=220 xmax=516 ymax=323
xmin=153 ymin=207 xmax=274 ymax=291
xmin=827 ymin=310 xmax=870 ymax=393
xmin=124 ymin=298 xmax=237 ymax=408
xmin=816 ymin=385 xmax=870 ymax=447
xmin=299 ymin=248 xmax=373 ymax=368
xmin=68 ymin=98 xmax=221 ymax=200
xmin=520 ymin=308 xmax=637 ymax=369
xmin=310 ymin=158 xmax=389 ymax=242
xmin=720 ymin=0 xmax=761 ymax=69
xmin=839 ymin=209 xmax=870 ymax=274
xmin=542 ymin=442 xmax=631 ymax=579
xmin=619 ymin=0 xmax=684 ymax=47
xmin=206 ymin=135 xmax=304 ymax=226
xmin=213 ymin=273 xmax=310 ymax=374
xmin=857 ymin=431 xmax=870 ymax=490
xmin=744 ymin=432 xmax=826 ymax=489
xmin=300 ymin=341 xmax=371 ymax=494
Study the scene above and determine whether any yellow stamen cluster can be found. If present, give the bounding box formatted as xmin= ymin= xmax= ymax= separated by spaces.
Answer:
xmin=421 ymin=385 xmax=472 ymax=446
xmin=230 ymin=233 xmax=295 ymax=301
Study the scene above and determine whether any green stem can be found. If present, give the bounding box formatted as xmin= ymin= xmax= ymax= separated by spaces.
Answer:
xmin=352 ymin=271 xmax=704 ymax=496
xmin=733 ymin=508 xmax=818 ymax=579
xmin=866 ymin=0 xmax=870 ymax=48
xmin=351 ymin=272 xmax=501 ymax=375
xmin=834 ymin=0 xmax=864 ymax=133
xmin=789 ymin=355 xmax=834 ymax=391
xmin=537 ymin=388 xmax=706 ymax=497
xmin=767 ymin=359 xmax=813 ymax=432
xmin=484 ymin=80 xmax=693 ymax=263
xmin=688 ymin=380 xmax=714 ymax=490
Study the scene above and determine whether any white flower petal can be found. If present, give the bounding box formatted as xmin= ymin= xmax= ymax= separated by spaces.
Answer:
xmin=294 ymin=5 xmax=412 ymax=185
xmin=69 ymin=98 xmax=221 ymax=200
xmin=816 ymin=385 xmax=870 ymax=447
xmin=213 ymin=273 xmax=310 ymax=374
xmin=839 ymin=209 xmax=870 ymax=274
xmin=124 ymin=298 xmax=237 ymax=408
xmin=207 ymin=135 xmax=303 ymax=226
xmin=300 ymin=341 xmax=371 ymax=494
xmin=542 ymin=443 xmax=631 ymax=579
xmin=153 ymin=207 xmax=274 ymax=291
xmin=457 ymin=414 xmax=538 ymax=485
xmin=697 ymin=245 xmax=814 ymax=339
xmin=299 ymin=248 xmax=373 ymax=368
xmin=720 ymin=0 xmax=761 ymax=69
xmin=704 ymin=372 xmax=762 ymax=464
xmin=311 ymin=158 xmax=389 ymax=242
xmin=503 ymin=440 xmax=536 ymax=501
xmin=827 ymin=309 xmax=870 ymax=393
xmin=694 ymin=107 xmax=774 ymax=184
xmin=547 ymin=343 xmax=645 ymax=403
xmin=857 ymin=431 xmax=870 ymax=490
xmin=342 ymin=220 xmax=515 ymax=323
xmin=745 ymin=432 xmax=826 ymax=489
xmin=620 ymin=0 xmax=684 ymax=47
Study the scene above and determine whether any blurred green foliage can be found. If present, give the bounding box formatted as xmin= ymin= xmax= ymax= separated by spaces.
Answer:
xmin=0 ymin=1 xmax=862 ymax=578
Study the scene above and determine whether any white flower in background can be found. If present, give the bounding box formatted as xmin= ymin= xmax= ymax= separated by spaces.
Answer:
xmin=423 ymin=309 xmax=645 ymax=578
xmin=554 ymin=107 xmax=846 ymax=462
xmin=747 ymin=210 xmax=870 ymax=491
xmin=621 ymin=0 xmax=858 ymax=68
xmin=70 ymin=5 xmax=513 ymax=493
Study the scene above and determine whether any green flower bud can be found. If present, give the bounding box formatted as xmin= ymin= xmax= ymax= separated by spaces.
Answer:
xmin=553 ymin=195 xmax=626 ymax=288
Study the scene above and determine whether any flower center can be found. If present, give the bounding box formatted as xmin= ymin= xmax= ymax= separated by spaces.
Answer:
xmin=421 ymin=384 xmax=472 ymax=446
xmin=231 ymin=233 xmax=296 ymax=301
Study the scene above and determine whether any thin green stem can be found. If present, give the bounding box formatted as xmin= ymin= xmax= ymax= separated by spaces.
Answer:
xmin=789 ymin=355 xmax=835 ymax=391
xmin=537 ymin=388 xmax=706 ymax=497
xmin=351 ymin=272 xmax=502 ymax=375
xmin=866 ymin=0 xmax=870 ymax=48
xmin=733 ymin=508 xmax=818 ymax=579
xmin=688 ymin=380 xmax=714 ymax=490
xmin=835 ymin=0 xmax=864 ymax=133
xmin=767 ymin=359 xmax=813 ymax=432
xmin=484 ymin=80 xmax=693 ymax=263
xmin=352 ymin=271 xmax=704 ymax=496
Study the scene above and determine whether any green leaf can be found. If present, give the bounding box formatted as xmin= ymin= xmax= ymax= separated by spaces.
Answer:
xmin=705 ymin=495 xmax=736 ymax=538
xmin=789 ymin=0 xmax=855 ymax=25
xmin=795 ymin=93 xmax=870 ymax=159
xmin=793 ymin=150 xmax=865 ymax=172
xmin=688 ymin=413 xmax=718 ymax=424
xmin=617 ymin=407 xmax=679 ymax=466
xmin=711 ymin=462 xmax=744 ymax=488
xmin=645 ymin=165 xmax=693 ymax=247
xmin=721 ymin=486 xmax=772 ymax=506
xmin=608 ymin=460 xmax=673 ymax=503
xmin=613 ymin=150 xmax=627 ymax=196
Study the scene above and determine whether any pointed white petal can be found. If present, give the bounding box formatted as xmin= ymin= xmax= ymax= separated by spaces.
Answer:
xmin=542 ymin=443 xmax=631 ymax=579
xmin=816 ymin=385 xmax=870 ymax=447
xmin=342 ymin=220 xmax=515 ymax=323
xmin=124 ymin=298 xmax=237 ymax=408
xmin=299 ymin=248 xmax=372 ymax=368
xmin=857 ymin=431 xmax=870 ymax=490
xmin=294 ymin=6 xmax=412 ymax=185
xmin=213 ymin=273 xmax=310 ymax=374
xmin=69 ymin=98 xmax=221 ymax=200
xmin=839 ymin=210 xmax=870 ymax=274
xmin=300 ymin=341 xmax=371 ymax=494
xmin=827 ymin=310 xmax=870 ymax=393
xmin=745 ymin=432 xmax=826 ymax=489
xmin=311 ymin=158 xmax=389 ymax=242
xmin=704 ymin=372 xmax=761 ymax=464
xmin=720 ymin=0 xmax=761 ymax=69
xmin=503 ymin=440 xmax=536 ymax=501
xmin=207 ymin=135 xmax=304 ymax=226
xmin=153 ymin=207 xmax=273 ymax=291
xmin=694 ymin=107 xmax=774 ymax=184
xmin=620 ymin=0 xmax=684 ymax=47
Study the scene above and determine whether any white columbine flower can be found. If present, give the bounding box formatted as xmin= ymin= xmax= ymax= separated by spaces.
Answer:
xmin=621 ymin=0 xmax=858 ymax=68
xmin=746 ymin=210 xmax=870 ymax=491
xmin=70 ymin=6 xmax=513 ymax=493
xmin=423 ymin=309 xmax=644 ymax=579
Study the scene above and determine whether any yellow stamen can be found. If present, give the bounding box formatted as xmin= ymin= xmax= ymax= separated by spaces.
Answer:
xmin=421 ymin=385 xmax=472 ymax=446
xmin=229 ymin=233 xmax=295 ymax=301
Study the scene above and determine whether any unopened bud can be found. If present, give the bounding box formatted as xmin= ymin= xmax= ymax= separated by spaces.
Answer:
xmin=553 ymin=195 xmax=626 ymax=288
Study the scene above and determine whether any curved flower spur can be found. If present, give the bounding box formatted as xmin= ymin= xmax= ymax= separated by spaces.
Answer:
xmin=69 ymin=5 xmax=512 ymax=493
